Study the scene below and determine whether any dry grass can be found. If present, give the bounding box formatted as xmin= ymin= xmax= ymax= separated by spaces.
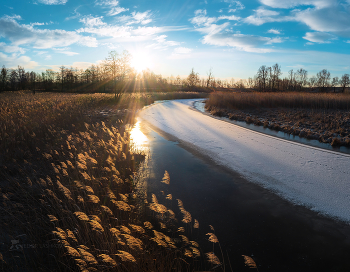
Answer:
xmin=0 ymin=91 xmax=217 ymax=272
xmin=206 ymin=91 xmax=350 ymax=147
xmin=206 ymin=91 xmax=350 ymax=110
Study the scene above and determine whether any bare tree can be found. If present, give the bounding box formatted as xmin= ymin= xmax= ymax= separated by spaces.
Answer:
xmin=272 ymin=63 xmax=282 ymax=90
xmin=296 ymin=68 xmax=308 ymax=90
xmin=104 ymin=50 xmax=132 ymax=99
xmin=59 ymin=66 xmax=65 ymax=92
xmin=175 ymin=75 xmax=181 ymax=86
xmin=339 ymin=74 xmax=350 ymax=93
xmin=246 ymin=77 xmax=254 ymax=89
xmin=331 ymin=77 xmax=339 ymax=92
xmin=308 ymin=76 xmax=317 ymax=88
xmin=17 ymin=66 xmax=27 ymax=90
xmin=256 ymin=65 xmax=268 ymax=91
xmin=206 ymin=67 xmax=214 ymax=88
xmin=29 ymin=71 xmax=36 ymax=94
xmin=187 ymin=68 xmax=200 ymax=89
xmin=316 ymin=69 xmax=331 ymax=91
xmin=288 ymin=69 xmax=295 ymax=91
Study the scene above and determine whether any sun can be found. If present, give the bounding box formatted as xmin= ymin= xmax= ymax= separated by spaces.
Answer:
xmin=130 ymin=50 xmax=154 ymax=73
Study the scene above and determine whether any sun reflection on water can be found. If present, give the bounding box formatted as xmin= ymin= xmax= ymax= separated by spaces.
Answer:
xmin=130 ymin=119 xmax=149 ymax=153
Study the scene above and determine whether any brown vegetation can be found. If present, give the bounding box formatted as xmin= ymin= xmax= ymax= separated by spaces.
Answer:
xmin=206 ymin=92 xmax=350 ymax=147
xmin=0 ymin=91 xmax=215 ymax=271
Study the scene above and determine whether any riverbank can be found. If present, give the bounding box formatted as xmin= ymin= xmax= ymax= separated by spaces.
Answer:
xmin=205 ymin=92 xmax=350 ymax=148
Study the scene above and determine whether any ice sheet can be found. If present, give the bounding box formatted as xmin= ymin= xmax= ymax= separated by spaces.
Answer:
xmin=140 ymin=99 xmax=350 ymax=222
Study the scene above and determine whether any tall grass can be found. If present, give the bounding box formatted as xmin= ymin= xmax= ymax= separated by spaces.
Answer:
xmin=206 ymin=91 xmax=350 ymax=110
xmin=0 ymin=91 xmax=226 ymax=272
xmin=205 ymin=91 xmax=350 ymax=147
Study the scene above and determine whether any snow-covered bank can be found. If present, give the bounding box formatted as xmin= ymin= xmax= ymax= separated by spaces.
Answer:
xmin=139 ymin=99 xmax=350 ymax=222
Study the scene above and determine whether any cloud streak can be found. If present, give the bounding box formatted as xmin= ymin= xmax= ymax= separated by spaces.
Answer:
xmin=259 ymin=0 xmax=336 ymax=9
xmin=303 ymin=32 xmax=337 ymax=43
xmin=0 ymin=15 xmax=97 ymax=49
xmin=191 ymin=9 xmax=283 ymax=52
xmin=119 ymin=11 xmax=153 ymax=25
xmin=95 ymin=0 xmax=129 ymax=16
xmin=37 ymin=0 xmax=68 ymax=5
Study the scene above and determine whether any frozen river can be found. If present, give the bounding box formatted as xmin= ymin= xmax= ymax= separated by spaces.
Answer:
xmin=140 ymin=99 xmax=350 ymax=222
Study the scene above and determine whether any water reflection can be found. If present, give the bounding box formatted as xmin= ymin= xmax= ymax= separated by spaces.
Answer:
xmin=130 ymin=118 xmax=149 ymax=153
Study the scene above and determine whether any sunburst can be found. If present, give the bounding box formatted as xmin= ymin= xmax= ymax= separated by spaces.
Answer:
xmin=130 ymin=50 xmax=154 ymax=73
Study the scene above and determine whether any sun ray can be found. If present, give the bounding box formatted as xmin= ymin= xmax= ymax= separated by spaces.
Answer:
xmin=130 ymin=50 xmax=154 ymax=73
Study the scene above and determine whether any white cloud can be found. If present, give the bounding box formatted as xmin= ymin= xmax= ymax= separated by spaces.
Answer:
xmin=202 ymin=32 xmax=281 ymax=53
xmin=3 ymin=14 xmax=22 ymax=20
xmin=191 ymin=10 xmax=218 ymax=26
xmin=119 ymin=11 xmax=153 ymax=25
xmin=190 ymin=12 xmax=283 ymax=53
xmin=35 ymin=50 xmax=52 ymax=60
xmin=268 ymin=29 xmax=281 ymax=34
xmin=190 ymin=10 xmax=283 ymax=53
xmin=245 ymin=1 xmax=350 ymax=40
xmin=259 ymin=0 xmax=336 ymax=9
xmin=108 ymin=7 xmax=128 ymax=16
xmin=0 ymin=42 xmax=25 ymax=54
xmin=256 ymin=8 xmax=279 ymax=16
xmin=303 ymin=32 xmax=337 ymax=43
xmin=0 ymin=15 xmax=97 ymax=49
xmin=223 ymin=0 xmax=245 ymax=10
xmin=78 ymin=36 xmax=98 ymax=47
xmin=147 ymin=35 xmax=180 ymax=50
xmin=153 ymin=35 xmax=180 ymax=46
xmin=37 ymin=0 xmax=68 ymax=5
xmin=95 ymin=0 xmax=120 ymax=6
xmin=295 ymin=7 xmax=350 ymax=34
xmin=96 ymin=0 xmax=129 ymax=16
xmin=30 ymin=22 xmax=45 ymax=26
xmin=79 ymin=15 xmax=106 ymax=27
xmin=0 ymin=52 xmax=38 ymax=69
xmin=218 ymin=15 xmax=241 ymax=21
xmin=53 ymin=48 xmax=79 ymax=56
xmin=78 ymin=23 xmax=167 ymax=43
xmin=78 ymin=25 xmax=131 ymax=37
xmin=243 ymin=8 xmax=291 ymax=25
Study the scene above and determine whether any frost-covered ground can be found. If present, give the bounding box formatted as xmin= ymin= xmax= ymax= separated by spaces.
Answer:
xmin=140 ymin=99 xmax=350 ymax=222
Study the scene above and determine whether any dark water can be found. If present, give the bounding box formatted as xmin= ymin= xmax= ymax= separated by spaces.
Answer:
xmin=194 ymin=100 xmax=350 ymax=155
xmin=138 ymin=122 xmax=350 ymax=272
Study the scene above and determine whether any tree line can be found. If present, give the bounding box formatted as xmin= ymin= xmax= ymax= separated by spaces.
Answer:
xmin=0 ymin=51 xmax=198 ymax=95
xmin=249 ymin=64 xmax=350 ymax=92
xmin=2 ymin=53 xmax=350 ymax=94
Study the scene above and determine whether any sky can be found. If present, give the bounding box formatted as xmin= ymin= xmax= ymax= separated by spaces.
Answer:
xmin=1 ymin=0 xmax=350 ymax=80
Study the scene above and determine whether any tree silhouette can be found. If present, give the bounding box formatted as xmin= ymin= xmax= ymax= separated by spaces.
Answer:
xmin=339 ymin=74 xmax=350 ymax=93
xmin=104 ymin=50 xmax=132 ymax=99
xmin=317 ymin=69 xmax=331 ymax=91
xmin=187 ymin=68 xmax=200 ymax=89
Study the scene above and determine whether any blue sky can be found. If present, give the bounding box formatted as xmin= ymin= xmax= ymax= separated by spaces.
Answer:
xmin=1 ymin=0 xmax=350 ymax=79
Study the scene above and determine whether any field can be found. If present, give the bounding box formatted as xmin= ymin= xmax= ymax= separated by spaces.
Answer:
xmin=0 ymin=91 xmax=228 ymax=272
xmin=205 ymin=92 xmax=350 ymax=147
